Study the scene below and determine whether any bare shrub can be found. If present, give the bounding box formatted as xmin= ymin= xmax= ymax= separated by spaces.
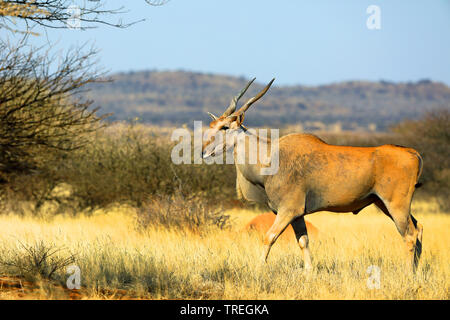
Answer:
xmin=46 ymin=123 xmax=236 ymax=209
xmin=0 ymin=241 xmax=75 ymax=281
xmin=0 ymin=39 xmax=107 ymax=186
xmin=137 ymin=190 xmax=231 ymax=232
xmin=1 ymin=122 xmax=238 ymax=213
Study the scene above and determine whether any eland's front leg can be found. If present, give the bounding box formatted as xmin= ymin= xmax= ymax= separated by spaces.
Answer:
xmin=261 ymin=208 xmax=300 ymax=263
xmin=291 ymin=216 xmax=313 ymax=271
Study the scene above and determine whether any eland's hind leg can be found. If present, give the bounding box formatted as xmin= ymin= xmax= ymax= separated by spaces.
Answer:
xmin=394 ymin=212 xmax=422 ymax=272
xmin=375 ymin=196 xmax=423 ymax=272
xmin=409 ymin=214 xmax=423 ymax=269
xmin=291 ymin=216 xmax=313 ymax=271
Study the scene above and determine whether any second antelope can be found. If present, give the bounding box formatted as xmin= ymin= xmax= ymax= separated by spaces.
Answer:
xmin=202 ymin=78 xmax=424 ymax=272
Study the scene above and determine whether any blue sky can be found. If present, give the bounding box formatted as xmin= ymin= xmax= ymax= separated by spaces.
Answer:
xmin=29 ymin=0 xmax=450 ymax=86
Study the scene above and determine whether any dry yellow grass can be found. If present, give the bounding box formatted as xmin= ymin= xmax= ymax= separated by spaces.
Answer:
xmin=0 ymin=199 xmax=448 ymax=299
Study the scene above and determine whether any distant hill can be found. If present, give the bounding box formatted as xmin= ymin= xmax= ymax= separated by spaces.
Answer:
xmin=86 ymin=71 xmax=450 ymax=131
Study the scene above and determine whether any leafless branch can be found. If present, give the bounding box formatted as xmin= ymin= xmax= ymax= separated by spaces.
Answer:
xmin=0 ymin=0 xmax=165 ymax=32
xmin=0 ymin=38 xmax=108 ymax=179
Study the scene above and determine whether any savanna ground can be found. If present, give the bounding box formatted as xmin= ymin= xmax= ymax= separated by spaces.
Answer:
xmin=0 ymin=198 xmax=448 ymax=300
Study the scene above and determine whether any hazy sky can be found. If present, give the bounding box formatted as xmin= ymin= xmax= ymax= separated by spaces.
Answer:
xmin=30 ymin=0 xmax=450 ymax=86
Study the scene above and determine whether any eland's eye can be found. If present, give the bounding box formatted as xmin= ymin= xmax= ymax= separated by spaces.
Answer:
xmin=221 ymin=126 xmax=229 ymax=130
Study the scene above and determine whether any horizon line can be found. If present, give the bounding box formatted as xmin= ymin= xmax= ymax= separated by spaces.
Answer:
xmin=106 ymin=68 xmax=450 ymax=88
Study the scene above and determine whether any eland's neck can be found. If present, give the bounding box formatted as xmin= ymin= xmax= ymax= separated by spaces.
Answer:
xmin=233 ymin=127 xmax=275 ymax=186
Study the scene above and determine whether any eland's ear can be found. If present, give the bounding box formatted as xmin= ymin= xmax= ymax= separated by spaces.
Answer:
xmin=207 ymin=112 xmax=219 ymax=121
xmin=236 ymin=114 xmax=245 ymax=126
